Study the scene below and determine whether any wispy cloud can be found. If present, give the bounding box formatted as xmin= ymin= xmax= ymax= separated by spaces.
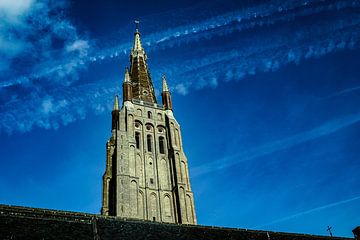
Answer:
xmin=0 ymin=80 xmax=119 ymax=133
xmin=1 ymin=0 xmax=360 ymax=133
xmin=0 ymin=0 xmax=89 ymax=86
xmin=191 ymin=111 xmax=360 ymax=177
xmin=3 ymin=0 xmax=358 ymax=89
xmin=0 ymin=0 xmax=92 ymax=133
xmin=83 ymin=0 xmax=360 ymax=96
xmin=322 ymin=85 xmax=360 ymax=99
xmin=92 ymin=0 xmax=358 ymax=62
xmin=162 ymin=7 xmax=360 ymax=94
xmin=253 ymin=195 xmax=360 ymax=228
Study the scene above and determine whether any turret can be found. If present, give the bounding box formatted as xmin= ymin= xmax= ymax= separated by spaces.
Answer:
xmin=122 ymin=68 xmax=132 ymax=103
xmin=112 ymin=95 xmax=120 ymax=130
xmin=161 ymin=75 xmax=172 ymax=110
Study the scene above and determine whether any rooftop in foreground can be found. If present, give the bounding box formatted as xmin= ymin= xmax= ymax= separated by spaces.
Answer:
xmin=0 ymin=204 xmax=352 ymax=240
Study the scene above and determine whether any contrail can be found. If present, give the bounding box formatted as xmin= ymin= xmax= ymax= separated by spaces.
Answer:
xmin=93 ymin=0 xmax=359 ymax=61
xmin=191 ymin=111 xmax=360 ymax=177
xmin=253 ymin=195 xmax=360 ymax=228
xmin=1 ymin=0 xmax=358 ymax=89
xmin=160 ymin=11 xmax=360 ymax=93
xmin=1 ymin=0 xmax=360 ymax=133
xmin=322 ymin=86 xmax=360 ymax=100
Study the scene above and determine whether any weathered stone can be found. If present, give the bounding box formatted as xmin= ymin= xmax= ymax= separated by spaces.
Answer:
xmin=101 ymin=24 xmax=196 ymax=225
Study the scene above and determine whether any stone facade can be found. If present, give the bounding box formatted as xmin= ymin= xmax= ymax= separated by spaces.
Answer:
xmin=101 ymin=25 xmax=196 ymax=224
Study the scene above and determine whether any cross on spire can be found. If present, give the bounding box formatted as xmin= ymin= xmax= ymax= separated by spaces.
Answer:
xmin=135 ymin=19 xmax=140 ymax=32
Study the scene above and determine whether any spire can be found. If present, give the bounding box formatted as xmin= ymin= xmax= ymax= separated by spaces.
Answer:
xmin=113 ymin=95 xmax=119 ymax=111
xmin=124 ymin=67 xmax=130 ymax=83
xmin=161 ymin=75 xmax=172 ymax=111
xmin=132 ymin=20 xmax=144 ymax=53
xmin=129 ymin=20 xmax=157 ymax=103
xmin=112 ymin=95 xmax=120 ymax=130
xmin=123 ymin=68 xmax=132 ymax=103
xmin=162 ymin=75 xmax=169 ymax=92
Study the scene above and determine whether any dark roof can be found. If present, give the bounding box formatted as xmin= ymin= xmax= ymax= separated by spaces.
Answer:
xmin=0 ymin=204 xmax=352 ymax=240
xmin=353 ymin=226 xmax=360 ymax=235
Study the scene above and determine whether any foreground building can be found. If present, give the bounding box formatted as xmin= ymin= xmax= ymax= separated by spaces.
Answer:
xmin=101 ymin=24 xmax=196 ymax=224
xmin=0 ymin=204 xmax=356 ymax=240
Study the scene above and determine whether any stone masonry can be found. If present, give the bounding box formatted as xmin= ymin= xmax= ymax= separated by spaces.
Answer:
xmin=101 ymin=24 xmax=196 ymax=225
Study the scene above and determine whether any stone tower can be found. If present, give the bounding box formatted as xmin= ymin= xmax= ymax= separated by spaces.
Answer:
xmin=101 ymin=24 xmax=197 ymax=225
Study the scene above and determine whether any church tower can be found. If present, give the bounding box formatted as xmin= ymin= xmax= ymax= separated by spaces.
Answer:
xmin=101 ymin=23 xmax=197 ymax=224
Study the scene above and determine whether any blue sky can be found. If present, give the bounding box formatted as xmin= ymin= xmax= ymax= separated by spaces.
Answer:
xmin=0 ymin=0 xmax=360 ymax=237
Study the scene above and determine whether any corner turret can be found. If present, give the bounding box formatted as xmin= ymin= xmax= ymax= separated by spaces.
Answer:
xmin=111 ymin=95 xmax=120 ymax=130
xmin=123 ymin=68 xmax=132 ymax=103
xmin=161 ymin=75 xmax=172 ymax=111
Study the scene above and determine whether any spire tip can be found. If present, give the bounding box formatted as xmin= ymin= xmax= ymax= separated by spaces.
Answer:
xmin=162 ymin=75 xmax=169 ymax=92
xmin=124 ymin=67 xmax=130 ymax=83
xmin=113 ymin=95 xmax=119 ymax=111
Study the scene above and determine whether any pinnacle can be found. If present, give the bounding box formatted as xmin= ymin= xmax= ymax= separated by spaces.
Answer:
xmin=162 ymin=75 xmax=169 ymax=92
xmin=124 ymin=67 xmax=130 ymax=83
xmin=113 ymin=95 xmax=119 ymax=111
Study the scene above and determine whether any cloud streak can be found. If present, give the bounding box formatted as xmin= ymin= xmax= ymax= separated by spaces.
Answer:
xmin=253 ymin=195 xmax=360 ymax=228
xmin=0 ymin=0 xmax=89 ymax=87
xmin=323 ymin=85 xmax=360 ymax=99
xmin=191 ymin=111 xmax=360 ymax=177
xmin=93 ymin=0 xmax=359 ymax=62
xmin=1 ymin=0 xmax=360 ymax=133
xmin=0 ymin=80 xmax=119 ymax=133
xmin=162 ymin=8 xmax=360 ymax=94
xmin=3 ymin=0 xmax=358 ymax=89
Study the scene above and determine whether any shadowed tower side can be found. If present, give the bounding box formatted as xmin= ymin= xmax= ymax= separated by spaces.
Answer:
xmin=101 ymin=22 xmax=197 ymax=224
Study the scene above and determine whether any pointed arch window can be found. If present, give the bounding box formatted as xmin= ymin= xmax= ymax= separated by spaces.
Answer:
xmin=159 ymin=136 xmax=165 ymax=154
xmin=147 ymin=135 xmax=152 ymax=152
xmin=135 ymin=132 xmax=140 ymax=149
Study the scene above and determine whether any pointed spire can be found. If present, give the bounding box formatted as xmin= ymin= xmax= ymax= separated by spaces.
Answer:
xmin=161 ymin=75 xmax=172 ymax=110
xmin=124 ymin=67 xmax=130 ymax=83
xmin=162 ymin=75 xmax=169 ymax=92
xmin=133 ymin=20 xmax=143 ymax=52
xmin=129 ymin=20 xmax=157 ymax=103
xmin=123 ymin=67 xmax=133 ymax=102
xmin=113 ymin=95 xmax=119 ymax=111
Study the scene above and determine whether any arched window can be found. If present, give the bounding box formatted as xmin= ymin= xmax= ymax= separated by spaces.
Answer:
xmin=159 ymin=136 xmax=165 ymax=154
xmin=147 ymin=135 xmax=152 ymax=152
xmin=135 ymin=132 xmax=140 ymax=149
xmin=148 ymin=111 xmax=152 ymax=119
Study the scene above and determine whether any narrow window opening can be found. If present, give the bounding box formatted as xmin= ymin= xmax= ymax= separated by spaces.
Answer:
xmin=147 ymin=135 xmax=152 ymax=152
xmin=159 ymin=136 xmax=165 ymax=154
xmin=135 ymin=132 xmax=140 ymax=149
xmin=150 ymin=178 xmax=154 ymax=184
xmin=148 ymin=111 xmax=152 ymax=119
xmin=153 ymin=217 xmax=156 ymax=221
